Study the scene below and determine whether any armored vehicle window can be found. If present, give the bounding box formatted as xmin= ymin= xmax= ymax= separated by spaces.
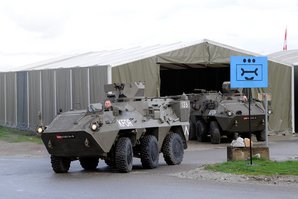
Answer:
xmin=87 ymin=103 xmax=103 ymax=113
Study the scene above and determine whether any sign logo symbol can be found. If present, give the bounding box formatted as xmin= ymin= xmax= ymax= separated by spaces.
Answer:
xmin=241 ymin=68 xmax=258 ymax=80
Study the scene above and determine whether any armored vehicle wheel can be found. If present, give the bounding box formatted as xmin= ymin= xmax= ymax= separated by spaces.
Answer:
xmin=210 ymin=121 xmax=221 ymax=144
xmin=51 ymin=155 xmax=71 ymax=173
xmin=105 ymin=148 xmax=116 ymax=167
xmin=79 ymin=157 xmax=99 ymax=170
xmin=196 ymin=120 xmax=208 ymax=142
xmin=227 ymin=133 xmax=238 ymax=141
xmin=104 ymin=159 xmax=115 ymax=167
xmin=140 ymin=135 xmax=159 ymax=169
xmin=188 ymin=119 xmax=197 ymax=140
xmin=115 ymin=137 xmax=133 ymax=173
xmin=240 ymin=133 xmax=250 ymax=139
xmin=256 ymin=130 xmax=266 ymax=141
xmin=162 ymin=132 xmax=184 ymax=165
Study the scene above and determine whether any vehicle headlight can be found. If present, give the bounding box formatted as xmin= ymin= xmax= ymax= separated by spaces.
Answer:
xmin=227 ymin=111 xmax=233 ymax=116
xmin=36 ymin=126 xmax=44 ymax=134
xmin=90 ymin=123 xmax=98 ymax=131
xmin=268 ymin=109 xmax=272 ymax=115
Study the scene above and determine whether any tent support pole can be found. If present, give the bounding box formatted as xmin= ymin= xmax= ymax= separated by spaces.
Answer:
xmin=15 ymin=73 xmax=17 ymax=127
xmin=70 ymin=69 xmax=73 ymax=110
xmin=4 ymin=74 xmax=6 ymax=125
xmin=87 ymin=68 xmax=90 ymax=105
xmin=107 ymin=65 xmax=112 ymax=84
xmin=54 ymin=70 xmax=57 ymax=116
xmin=27 ymin=72 xmax=30 ymax=129
xmin=291 ymin=65 xmax=295 ymax=133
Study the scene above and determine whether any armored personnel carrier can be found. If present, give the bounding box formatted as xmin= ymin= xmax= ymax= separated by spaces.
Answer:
xmin=37 ymin=82 xmax=190 ymax=173
xmin=188 ymin=82 xmax=266 ymax=144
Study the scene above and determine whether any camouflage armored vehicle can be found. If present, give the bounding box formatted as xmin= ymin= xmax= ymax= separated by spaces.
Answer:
xmin=188 ymin=82 xmax=266 ymax=144
xmin=37 ymin=82 xmax=190 ymax=173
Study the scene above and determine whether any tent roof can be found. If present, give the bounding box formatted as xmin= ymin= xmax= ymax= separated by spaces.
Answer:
xmin=4 ymin=39 xmax=262 ymax=72
xmin=268 ymin=50 xmax=298 ymax=66
xmin=6 ymin=39 xmax=292 ymax=72
xmin=10 ymin=40 xmax=205 ymax=72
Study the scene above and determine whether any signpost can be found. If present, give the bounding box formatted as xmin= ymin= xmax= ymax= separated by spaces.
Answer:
xmin=230 ymin=56 xmax=268 ymax=165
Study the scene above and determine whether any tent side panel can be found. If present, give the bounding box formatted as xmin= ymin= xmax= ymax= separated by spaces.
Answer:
xmin=28 ymin=71 xmax=41 ymax=130
xmin=89 ymin=66 xmax=108 ymax=104
xmin=56 ymin=68 xmax=71 ymax=113
xmin=0 ymin=74 xmax=5 ymax=125
xmin=157 ymin=42 xmax=253 ymax=65
xmin=41 ymin=70 xmax=55 ymax=125
xmin=208 ymin=44 xmax=253 ymax=64
xmin=268 ymin=62 xmax=292 ymax=132
xmin=16 ymin=71 xmax=28 ymax=129
xmin=295 ymin=65 xmax=298 ymax=131
xmin=5 ymin=73 xmax=16 ymax=127
xmin=72 ymin=68 xmax=88 ymax=109
xmin=157 ymin=43 xmax=209 ymax=64
xmin=112 ymin=58 xmax=160 ymax=97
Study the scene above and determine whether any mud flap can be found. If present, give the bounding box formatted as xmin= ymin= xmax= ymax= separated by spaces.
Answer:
xmin=182 ymin=124 xmax=190 ymax=141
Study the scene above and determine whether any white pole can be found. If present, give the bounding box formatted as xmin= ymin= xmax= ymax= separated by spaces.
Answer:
xmin=70 ymin=69 xmax=73 ymax=110
xmin=87 ymin=68 xmax=90 ymax=105
xmin=15 ymin=73 xmax=17 ymax=127
xmin=39 ymin=71 xmax=42 ymax=117
xmin=291 ymin=65 xmax=295 ymax=133
xmin=54 ymin=70 xmax=57 ymax=116
xmin=265 ymin=93 xmax=268 ymax=147
xmin=107 ymin=65 xmax=112 ymax=84
xmin=4 ymin=74 xmax=6 ymax=125
xmin=27 ymin=72 xmax=30 ymax=128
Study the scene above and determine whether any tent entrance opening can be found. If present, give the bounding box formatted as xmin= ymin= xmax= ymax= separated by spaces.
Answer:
xmin=160 ymin=66 xmax=230 ymax=96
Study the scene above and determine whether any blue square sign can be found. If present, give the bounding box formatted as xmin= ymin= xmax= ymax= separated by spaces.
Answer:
xmin=230 ymin=56 xmax=268 ymax=88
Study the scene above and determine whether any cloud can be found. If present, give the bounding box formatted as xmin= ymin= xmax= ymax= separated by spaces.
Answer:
xmin=0 ymin=0 xmax=298 ymax=69
xmin=1 ymin=0 xmax=66 ymax=39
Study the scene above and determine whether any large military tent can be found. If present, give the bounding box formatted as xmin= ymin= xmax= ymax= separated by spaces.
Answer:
xmin=269 ymin=49 xmax=298 ymax=131
xmin=0 ymin=39 xmax=294 ymax=133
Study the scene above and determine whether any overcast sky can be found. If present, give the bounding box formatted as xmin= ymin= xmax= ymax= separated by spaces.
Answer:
xmin=0 ymin=0 xmax=297 ymax=70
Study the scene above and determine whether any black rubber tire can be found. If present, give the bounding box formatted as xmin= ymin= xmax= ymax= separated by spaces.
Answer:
xmin=140 ymin=135 xmax=159 ymax=169
xmin=240 ymin=133 xmax=250 ymax=139
xmin=188 ymin=120 xmax=197 ymax=140
xmin=104 ymin=159 xmax=115 ymax=167
xmin=256 ymin=130 xmax=266 ymax=141
xmin=196 ymin=120 xmax=208 ymax=142
xmin=162 ymin=133 xmax=184 ymax=165
xmin=79 ymin=157 xmax=99 ymax=170
xmin=115 ymin=137 xmax=133 ymax=173
xmin=51 ymin=155 xmax=71 ymax=173
xmin=209 ymin=121 xmax=221 ymax=144
xmin=227 ymin=133 xmax=237 ymax=142
xmin=105 ymin=147 xmax=116 ymax=167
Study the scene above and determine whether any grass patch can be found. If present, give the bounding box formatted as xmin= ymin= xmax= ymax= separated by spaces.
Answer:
xmin=205 ymin=159 xmax=298 ymax=176
xmin=0 ymin=126 xmax=42 ymax=144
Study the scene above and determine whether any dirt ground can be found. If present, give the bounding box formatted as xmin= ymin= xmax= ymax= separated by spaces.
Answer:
xmin=0 ymin=140 xmax=47 ymax=157
xmin=0 ymin=133 xmax=296 ymax=157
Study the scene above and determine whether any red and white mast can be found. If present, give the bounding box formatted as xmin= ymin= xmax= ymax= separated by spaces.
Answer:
xmin=283 ymin=26 xmax=287 ymax=51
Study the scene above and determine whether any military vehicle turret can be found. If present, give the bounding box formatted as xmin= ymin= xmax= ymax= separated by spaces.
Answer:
xmin=37 ymin=82 xmax=190 ymax=173
xmin=188 ymin=82 xmax=266 ymax=144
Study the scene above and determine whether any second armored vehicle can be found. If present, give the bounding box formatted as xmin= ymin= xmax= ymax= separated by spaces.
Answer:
xmin=188 ymin=82 xmax=266 ymax=144
xmin=37 ymin=82 xmax=190 ymax=173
